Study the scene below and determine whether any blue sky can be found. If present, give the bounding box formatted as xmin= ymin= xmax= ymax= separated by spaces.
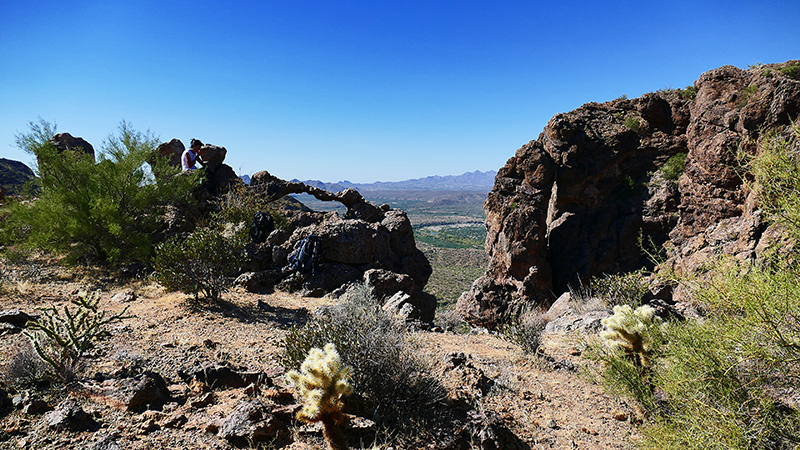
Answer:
xmin=1 ymin=1 xmax=798 ymax=183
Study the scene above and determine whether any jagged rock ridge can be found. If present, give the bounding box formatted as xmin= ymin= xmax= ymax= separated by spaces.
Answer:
xmin=458 ymin=61 xmax=800 ymax=329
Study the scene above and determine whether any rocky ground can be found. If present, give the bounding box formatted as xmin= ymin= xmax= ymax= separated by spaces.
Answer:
xmin=0 ymin=257 xmax=640 ymax=450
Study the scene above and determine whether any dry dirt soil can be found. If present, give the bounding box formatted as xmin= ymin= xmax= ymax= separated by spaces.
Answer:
xmin=0 ymin=258 xmax=641 ymax=449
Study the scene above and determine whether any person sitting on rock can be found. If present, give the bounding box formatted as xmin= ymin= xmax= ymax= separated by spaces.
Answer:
xmin=181 ymin=138 xmax=205 ymax=171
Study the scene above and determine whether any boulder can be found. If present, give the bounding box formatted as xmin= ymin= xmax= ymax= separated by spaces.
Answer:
xmin=237 ymin=176 xmax=435 ymax=321
xmin=43 ymin=398 xmax=93 ymax=431
xmin=0 ymin=158 xmax=35 ymax=196
xmin=50 ymin=132 xmax=95 ymax=158
xmin=153 ymin=138 xmax=185 ymax=170
xmin=218 ymin=399 xmax=283 ymax=444
xmin=177 ymin=362 xmax=270 ymax=389
xmin=83 ymin=372 xmax=171 ymax=412
xmin=199 ymin=144 xmax=227 ymax=173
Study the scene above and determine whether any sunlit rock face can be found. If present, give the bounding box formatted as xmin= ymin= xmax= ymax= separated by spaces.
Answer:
xmin=458 ymin=61 xmax=800 ymax=329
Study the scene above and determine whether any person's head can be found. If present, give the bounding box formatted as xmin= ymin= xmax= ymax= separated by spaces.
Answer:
xmin=190 ymin=138 xmax=203 ymax=150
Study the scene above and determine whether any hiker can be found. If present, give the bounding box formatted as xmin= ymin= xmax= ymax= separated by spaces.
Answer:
xmin=181 ymin=138 xmax=205 ymax=171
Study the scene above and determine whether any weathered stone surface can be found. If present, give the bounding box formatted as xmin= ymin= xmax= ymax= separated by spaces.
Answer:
xmin=237 ymin=176 xmax=435 ymax=321
xmin=50 ymin=133 xmax=95 ymax=158
xmin=13 ymin=390 xmax=52 ymax=415
xmin=152 ymin=138 xmax=185 ymax=169
xmin=84 ymin=372 xmax=170 ymax=412
xmin=365 ymin=269 xmax=415 ymax=301
xmin=218 ymin=399 xmax=283 ymax=443
xmin=43 ymin=398 xmax=92 ymax=431
xmin=178 ymin=362 xmax=270 ymax=389
xmin=198 ymin=144 xmax=227 ymax=173
xmin=458 ymin=60 xmax=800 ymax=329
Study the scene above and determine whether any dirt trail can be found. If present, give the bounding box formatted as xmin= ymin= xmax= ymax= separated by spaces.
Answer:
xmin=0 ymin=264 xmax=639 ymax=449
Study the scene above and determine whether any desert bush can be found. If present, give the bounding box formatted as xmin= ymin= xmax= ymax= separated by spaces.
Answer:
xmin=624 ymin=116 xmax=641 ymax=130
xmin=2 ymin=119 xmax=199 ymax=265
xmin=2 ymin=340 xmax=52 ymax=389
xmin=434 ymin=306 xmax=470 ymax=334
xmin=636 ymin=262 xmax=800 ymax=449
xmin=282 ymin=285 xmax=450 ymax=444
xmin=746 ymin=123 xmax=800 ymax=242
xmin=592 ymin=270 xmax=650 ymax=308
xmin=660 ymin=152 xmax=687 ymax=180
xmin=678 ymin=85 xmax=697 ymax=100
xmin=152 ymin=226 xmax=246 ymax=301
xmin=779 ymin=63 xmax=799 ymax=78
xmin=211 ymin=183 xmax=288 ymax=236
xmin=502 ymin=306 xmax=547 ymax=355
xmin=23 ymin=290 xmax=132 ymax=382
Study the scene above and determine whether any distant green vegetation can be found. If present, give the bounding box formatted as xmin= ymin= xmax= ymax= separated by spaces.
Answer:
xmin=414 ymin=224 xmax=486 ymax=249
xmin=419 ymin=243 xmax=488 ymax=307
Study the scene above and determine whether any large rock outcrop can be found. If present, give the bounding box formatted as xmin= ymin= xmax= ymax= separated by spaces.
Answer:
xmin=240 ymin=171 xmax=436 ymax=322
xmin=458 ymin=61 xmax=800 ymax=329
xmin=152 ymin=139 xmax=242 ymax=195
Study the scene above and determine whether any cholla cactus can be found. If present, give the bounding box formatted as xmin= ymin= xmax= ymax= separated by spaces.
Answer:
xmin=286 ymin=343 xmax=353 ymax=450
xmin=600 ymin=304 xmax=660 ymax=367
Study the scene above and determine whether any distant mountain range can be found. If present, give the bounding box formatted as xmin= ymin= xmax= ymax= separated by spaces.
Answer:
xmin=290 ymin=170 xmax=497 ymax=192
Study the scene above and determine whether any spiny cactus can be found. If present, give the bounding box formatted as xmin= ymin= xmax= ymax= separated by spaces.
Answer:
xmin=286 ymin=343 xmax=353 ymax=450
xmin=600 ymin=304 xmax=660 ymax=367
xmin=24 ymin=290 xmax=132 ymax=381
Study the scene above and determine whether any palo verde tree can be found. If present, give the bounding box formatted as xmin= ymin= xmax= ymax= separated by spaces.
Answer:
xmin=3 ymin=118 xmax=200 ymax=265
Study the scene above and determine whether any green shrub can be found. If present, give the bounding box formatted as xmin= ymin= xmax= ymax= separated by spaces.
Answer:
xmin=212 ymin=183 xmax=288 ymax=234
xmin=660 ymin=152 xmax=687 ymax=180
xmin=23 ymin=290 xmax=132 ymax=381
xmin=738 ymin=84 xmax=759 ymax=108
xmin=615 ymin=175 xmax=643 ymax=199
xmin=592 ymin=270 xmax=650 ymax=308
xmin=153 ymin=226 xmax=246 ymax=301
xmin=282 ymin=285 xmax=450 ymax=444
xmin=637 ymin=262 xmax=800 ymax=449
xmin=678 ymin=85 xmax=697 ymax=100
xmin=779 ymin=63 xmax=799 ymax=78
xmin=624 ymin=116 xmax=641 ymax=130
xmin=2 ymin=119 xmax=199 ymax=265
xmin=502 ymin=306 xmax=547 ymax=355
xmin=747 ymin=124 xmax=800 ymax=241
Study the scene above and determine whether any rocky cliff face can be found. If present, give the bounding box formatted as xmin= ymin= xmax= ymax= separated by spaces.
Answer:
xmin=458 ymin=61 xmax=800 ymax=329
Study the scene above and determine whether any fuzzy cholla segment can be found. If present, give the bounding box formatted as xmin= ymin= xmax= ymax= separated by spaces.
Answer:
xmin=600 ymin=305 xmax=659 ymax=365
xmin=286 ymin=343 xmax=353 ymax=422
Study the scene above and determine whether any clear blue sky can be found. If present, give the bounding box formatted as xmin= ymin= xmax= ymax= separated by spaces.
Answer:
xmin=1 ymin=1 xmax=798 ymax=183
